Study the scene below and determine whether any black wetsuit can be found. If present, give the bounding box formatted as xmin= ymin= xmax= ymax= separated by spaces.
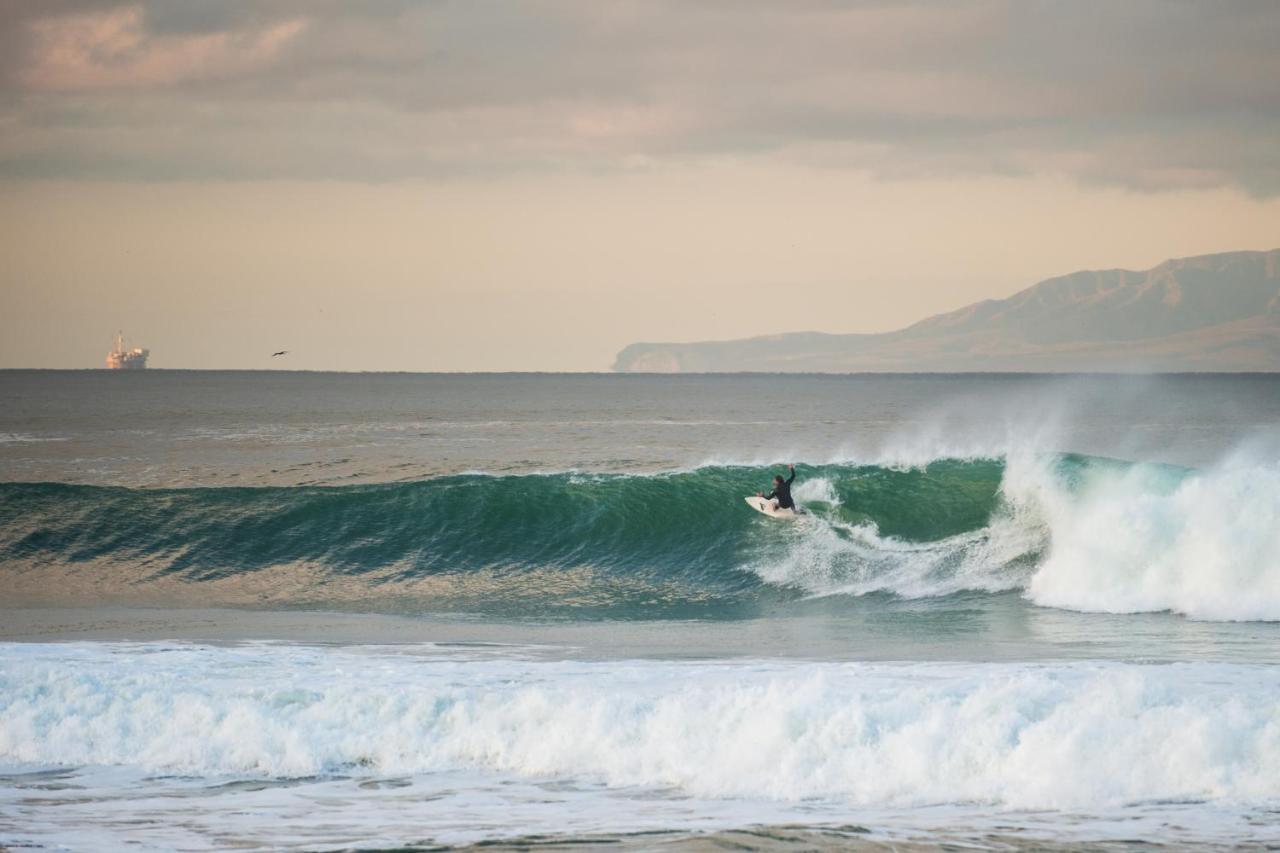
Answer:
xmin=765 ymin=470 xmax=796 ymax=509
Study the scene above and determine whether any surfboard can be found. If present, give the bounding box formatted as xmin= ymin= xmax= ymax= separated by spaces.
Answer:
xmin=745 ymin=496 xmax=802 ymax=519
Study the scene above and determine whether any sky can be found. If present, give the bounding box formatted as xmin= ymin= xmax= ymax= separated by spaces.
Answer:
xmin=2 ymin=1 xmax=1279 ymax=371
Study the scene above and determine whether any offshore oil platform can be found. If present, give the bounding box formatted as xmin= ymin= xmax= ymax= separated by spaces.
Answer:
xmin=106 ymin=331 xmax=149 ymax=370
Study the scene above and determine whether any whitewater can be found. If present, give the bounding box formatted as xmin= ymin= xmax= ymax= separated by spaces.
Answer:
xmin=2 ymin=371 xmax=1279 ymax=849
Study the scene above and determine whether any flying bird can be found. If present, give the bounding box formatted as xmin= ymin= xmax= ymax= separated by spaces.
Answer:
xmin=271 ymin=351 xmax=289 ymax=357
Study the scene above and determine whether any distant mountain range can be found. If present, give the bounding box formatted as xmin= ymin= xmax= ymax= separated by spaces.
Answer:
xmin=613 ymin=249 xmax=1280 ymax=372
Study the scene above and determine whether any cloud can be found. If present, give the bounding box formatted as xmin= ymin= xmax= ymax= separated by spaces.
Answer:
xmin=16 ymin=4 xmax=305 ymax=91
xmin=0 ymin=0 xmax=1277 ymax=194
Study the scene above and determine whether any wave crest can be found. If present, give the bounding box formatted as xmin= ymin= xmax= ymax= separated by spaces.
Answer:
xmin=2 ymin=452 xmax=1278 ymax=620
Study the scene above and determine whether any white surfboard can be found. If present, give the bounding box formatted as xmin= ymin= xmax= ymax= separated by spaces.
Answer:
xmin=745 ymin=495 xmax=802 ymax=519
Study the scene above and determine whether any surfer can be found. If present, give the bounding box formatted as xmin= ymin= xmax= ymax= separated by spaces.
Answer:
xmin=758 ymin=464 xmax=797 ymax=511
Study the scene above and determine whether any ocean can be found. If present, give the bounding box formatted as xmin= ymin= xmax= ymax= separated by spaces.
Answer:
xmin=1 ymin=371 xmax=1278 ymax=850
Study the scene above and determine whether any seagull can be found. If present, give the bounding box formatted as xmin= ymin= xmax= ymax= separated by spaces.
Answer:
xmin=271 ymin=351 xmax=289 ymax=357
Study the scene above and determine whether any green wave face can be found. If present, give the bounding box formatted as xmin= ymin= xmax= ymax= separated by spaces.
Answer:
xmin=0 ymin=460 xmax=1100 ymax=615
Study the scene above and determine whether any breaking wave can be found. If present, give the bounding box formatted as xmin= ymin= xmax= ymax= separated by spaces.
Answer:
xmin=1 ymin=451 xmax=1277 ymax=620
xmin=2 ymin=643 xmax=1278 ymax=808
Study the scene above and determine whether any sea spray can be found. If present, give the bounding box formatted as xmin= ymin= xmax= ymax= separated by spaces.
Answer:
xmin=1022 ymin=456 xmax=1280 ymax=621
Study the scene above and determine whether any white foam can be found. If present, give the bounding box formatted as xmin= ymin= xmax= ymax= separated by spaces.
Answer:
xmin=749 ymin=516 xmax=1035 ymax=599
xmin=3 ymin=643 xmax=1279 ymax=811
xmin=1020 ymin=455 xmax=1280 ymax=621
xmin=0 ymin=432 xmax=68 ymax=445
xmin=790 ymin=476 xmax=841 ymax=506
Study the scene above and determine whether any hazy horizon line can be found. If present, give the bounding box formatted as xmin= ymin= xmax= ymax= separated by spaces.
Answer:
xmin=4 ymin=368 xmax=1278 ymax=378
